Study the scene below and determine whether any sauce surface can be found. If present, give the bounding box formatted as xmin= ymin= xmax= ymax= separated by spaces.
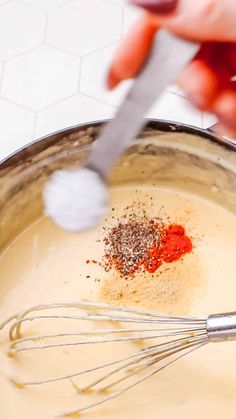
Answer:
xmin=0 ymin=185 xmax=236 ymax=418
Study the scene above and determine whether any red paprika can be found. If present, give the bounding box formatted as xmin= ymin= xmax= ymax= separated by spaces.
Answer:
xmin=141 ymin=224 xmax=193 ymax=274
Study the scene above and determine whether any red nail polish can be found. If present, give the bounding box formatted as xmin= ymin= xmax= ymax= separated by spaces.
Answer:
xmin=130 ymin=0 xmax=178 ymax=14
xmin=107 ymin=68 xmax=121 ymax=90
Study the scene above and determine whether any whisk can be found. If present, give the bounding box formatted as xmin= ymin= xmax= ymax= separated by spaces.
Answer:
xmin=1 ymin=301 xmax=236 ymax=417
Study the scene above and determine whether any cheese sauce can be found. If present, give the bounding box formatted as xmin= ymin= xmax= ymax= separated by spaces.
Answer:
xmin=0 ymin=185 xmax=236 ymax=418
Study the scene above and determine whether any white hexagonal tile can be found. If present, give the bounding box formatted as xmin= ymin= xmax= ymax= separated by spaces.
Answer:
xmin=167 ymin=84 xmax=186 ymax=98
xmin=0 ymin=1 xmax=46 ymax=61
xmin=123 ymin=4 xmax=141 ymax=35
xmin=2 ymin=46 xmax=80 ymax=111
xmin=0 ymin=99 xmax=35 ymax=160
xmin=0 ymin=62 xmax=3 ymax=85
xmin=21 ymin=0 xmax=72 ymax=10
xmin=201 ymin=112 xmax=218 ymax=130
xmin=35 ymin=94 xmax=115 ymax=138
xmin=147 ymin=91 xmax=202 ymax=127
xmin=47 ymin=0 xmax=123 ymax=56
xmin=80 ymin=43 xmax=131 ymax=107
xmin=111 ymin=0 xmax=127 ymax=4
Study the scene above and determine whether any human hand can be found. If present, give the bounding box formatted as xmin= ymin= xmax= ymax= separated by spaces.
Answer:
xmin=107 ymin=0 xmax=236 ymax=135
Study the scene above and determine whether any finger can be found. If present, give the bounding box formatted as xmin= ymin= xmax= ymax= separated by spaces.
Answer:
xmin=198 ymin=43 xmax=236 ymax=89
xmin=178 ymin=43 xmax=236 ymax=108
xmin=133 ymin=0 xmax=236 ymax=42
xmin=108 ymin=1 xmax=236 ymax=89
xmin=107 ymin=14 xmax=157 ymax=89
xmin=214 ymin=123 xmax=236 ymax=139
xmin=213 ymin=90 xmax=236 ymax=130
xmin=178 ymin=59 xmax=219 ymax=110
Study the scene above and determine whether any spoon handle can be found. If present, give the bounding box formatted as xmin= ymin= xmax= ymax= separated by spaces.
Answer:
xmin=87 ymin=29 xmax=200 ymax=178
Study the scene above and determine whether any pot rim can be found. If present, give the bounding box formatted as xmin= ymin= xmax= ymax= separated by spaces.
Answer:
xmin=1 ymin=118 xmax=236 ymax=170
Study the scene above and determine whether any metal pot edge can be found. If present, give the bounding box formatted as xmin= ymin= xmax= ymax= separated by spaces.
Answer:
xmin=1 ymin=119 xmax=236 ymax=171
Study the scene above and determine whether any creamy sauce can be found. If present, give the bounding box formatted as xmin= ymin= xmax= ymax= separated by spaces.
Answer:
xmin=0 ymin=185 xmax=236 ymax=418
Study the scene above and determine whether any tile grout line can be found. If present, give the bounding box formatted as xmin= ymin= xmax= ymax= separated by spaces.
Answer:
xmin=44 ymin=41 xmax=83 ymax=60
xmin=33 ymin=93 xmax=115 ymax=140
xmin=82 ymin=39 xmax=120 ymax=59
xmin=49 ymin=0 xmax=77 ymax=12
xmin=44 ymin=38 xmax=121 ymax=61
xmin=32 ymin=92 xmax=87 ymax=115
xmin=19 ymin=0 xmax=48 ymax=12
xmin=79 ymin=91 xmax=117 ymax=109
xmin=201 ymin=112 xmax=204 ymax=129
xmin=1 ymin=42 xmax=80 ymax=78
xmin=0 ymin=44 xmax=43 ymax=65
xmin=18 ymin=0 xmax=76 ymax=12
xmin=167 ymin=89 xmax=186 ymax=100
xmin=0 ymin=97 xmax=35 ymax=113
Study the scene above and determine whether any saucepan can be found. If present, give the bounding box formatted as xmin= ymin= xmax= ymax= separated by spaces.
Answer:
xmin=1 ymin=119 xmax=236 ymax=252
xmin=1 ymin=119 xmax=236 ymax=419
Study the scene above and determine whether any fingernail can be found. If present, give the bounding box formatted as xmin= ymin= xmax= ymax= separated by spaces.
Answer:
xmin=130 ymin=0 xmax=178 ymax=14
xmin=107 ymin=68 xmax=121 ymax=90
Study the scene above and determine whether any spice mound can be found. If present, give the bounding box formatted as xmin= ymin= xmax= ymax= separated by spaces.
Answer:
xmin=102 ymin=215 xmax=193 ymax=277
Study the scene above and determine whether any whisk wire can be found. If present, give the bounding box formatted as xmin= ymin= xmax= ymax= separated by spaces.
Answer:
xmin=58 ymin=340 xmax=207 ymax=417
xmin=0 ymin=301 xmax=209 ymax=416
xmin=78 ymin=335 xmax=207 ymax=393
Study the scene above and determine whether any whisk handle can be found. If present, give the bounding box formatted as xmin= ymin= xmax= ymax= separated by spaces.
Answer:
xmin=207 ymin=312 xmax=236 ymax=342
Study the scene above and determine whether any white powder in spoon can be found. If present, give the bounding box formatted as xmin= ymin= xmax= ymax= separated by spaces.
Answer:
xmin=43 ymin=167 xmax=108 ymax=233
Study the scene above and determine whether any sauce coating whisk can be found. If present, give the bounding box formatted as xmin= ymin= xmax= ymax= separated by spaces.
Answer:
xmin=1 ymin=301 xmax=236 ymax=417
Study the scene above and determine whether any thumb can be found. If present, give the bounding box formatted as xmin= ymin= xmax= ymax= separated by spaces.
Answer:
xmin=131 ymin=0 xmax=236 ymax=42
xmin=107 ymin=14 xmax=158 ymax=89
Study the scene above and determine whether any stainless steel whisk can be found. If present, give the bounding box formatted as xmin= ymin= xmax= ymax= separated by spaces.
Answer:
xmin=1 ymin=301 xmax=236 ymax=417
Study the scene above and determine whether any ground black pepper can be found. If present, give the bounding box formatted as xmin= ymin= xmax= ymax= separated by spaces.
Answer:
xmin=102 ymin=213 xmax=162 ymax=276
xmin=101 ymin=210 xmax=192 ymax=277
